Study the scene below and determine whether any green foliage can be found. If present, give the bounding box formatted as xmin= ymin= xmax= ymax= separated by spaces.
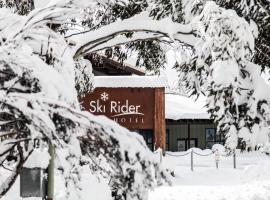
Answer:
xmin=216 ymin=0 xmax=270 ymax=70
xmin=149 ymin=0 xmax=184 ymax=22
xmin=0 ymin=0 xmax=34 ymax=15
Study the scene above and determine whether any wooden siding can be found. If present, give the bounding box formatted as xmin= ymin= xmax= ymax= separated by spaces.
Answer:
xmin=154 ymin=88 xmax=166 ymax=150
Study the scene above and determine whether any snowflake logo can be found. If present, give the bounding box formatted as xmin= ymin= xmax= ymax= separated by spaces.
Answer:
xmin=100 ymin=92 xmax=109 ymax=101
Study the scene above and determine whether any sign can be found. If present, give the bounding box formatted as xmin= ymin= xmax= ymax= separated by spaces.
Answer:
xmin=80 ymin=88 xmax=155 ymax=129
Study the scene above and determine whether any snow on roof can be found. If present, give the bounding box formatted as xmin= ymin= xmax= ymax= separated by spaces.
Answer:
xmin=165 ymin=93 xmax=210 ymax=120
xmin=94 ymin=75 xmax=168 ymax=88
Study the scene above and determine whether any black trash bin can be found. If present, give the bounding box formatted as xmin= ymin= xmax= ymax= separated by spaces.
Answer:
xmin=20 ymin=167 xmax=47 ymax=199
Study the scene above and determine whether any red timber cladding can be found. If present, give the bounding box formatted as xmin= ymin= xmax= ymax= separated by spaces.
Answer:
xmin=154 ymin=87 xmax=165 ymax=150
xmin=80 ymin=87 xmax=166 ymax=150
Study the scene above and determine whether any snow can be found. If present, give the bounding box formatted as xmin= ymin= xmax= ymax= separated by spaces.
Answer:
xmin=94 ymin=75 xmax=168 ymax=88
xmin=211 ymin=144 xmax=226 ymax=153
xmin=1 ymin=0 xmax=270 ymax=199
xmin=150 ymin=150 xmax=270 ymax=200
xmin=33 ymin=0 xmax=48 ymax=8
xmin=247 ymin=61 xmax=270 ymax=102
xmin=165 ymin=93 xmax=210 ymax=120
xmin=3 ymin=150 xmax=270 ymax=200
xmin=24 ymin=149 xmax=51 ymax=169
xmin=212 ymin=60 xmax=239 ymax=88
xmin=72 ymin=11 xmax=197 ymax=57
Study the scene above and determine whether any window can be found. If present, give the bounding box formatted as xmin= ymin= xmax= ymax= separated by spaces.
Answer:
xmin=177 ymin=139 xmax=186 ymax=151
xmin=177 ymin=138 xmax=198 ymax=151
xmin=166 ymin=129 xmax=170 ymax=151
xmin=205 ymin=128 xmax=224 ymax=149
xmin=138 ymin=130 xmax=154 ymax=151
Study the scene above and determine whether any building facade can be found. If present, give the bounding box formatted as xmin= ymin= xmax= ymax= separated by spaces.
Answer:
xmin=80 ymin=76 xmax=167 ymax=150
xmin=84 ymin=54 xmax=222 ymax=151
xmin=165 ymin=93 xmax=223 ymax=151
xmin=166 ymin=119 xmax=221 ymax=151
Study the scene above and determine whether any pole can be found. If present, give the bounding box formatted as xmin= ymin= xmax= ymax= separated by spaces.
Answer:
xmin=215 ymin=150 xmax=220 ymax=169
xmin=191 ymin=150 xmax=194 ymax=171
xmin=159 ymin=148 xmax=163 ymax=163
xmin=187 ymin=122 xmax=190 ymax=150
xmin=47 ymin=143 xmax=55 ymax=200
xmin=233 ymin=150 xmax=236 ymax=169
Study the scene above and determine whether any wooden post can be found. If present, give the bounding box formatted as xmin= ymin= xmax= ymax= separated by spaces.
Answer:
xmin=154 ymin=88 xmax=166 ymax=151
xmin=47 ymin=143 xmax=55 ymax=200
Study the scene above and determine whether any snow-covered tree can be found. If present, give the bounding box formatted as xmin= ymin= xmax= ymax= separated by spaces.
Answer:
xmin=216 ymin=0 xmax=270 ymax=70
xmin=69 ymin=0 xmax=270 ymax=151
xmin=0 ymin=0 xmax=270 ymax=199
xmin=0 ymin=1 xmax=168 ymax=199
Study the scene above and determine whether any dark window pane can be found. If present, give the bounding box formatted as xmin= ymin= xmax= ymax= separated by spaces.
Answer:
xmin=205 ymin=128 xmax=216 ymax=142
xmin=138 ymin=130 xmax=153 ymax=151
xmin=166 ymin=129 xmax=170 ymax=151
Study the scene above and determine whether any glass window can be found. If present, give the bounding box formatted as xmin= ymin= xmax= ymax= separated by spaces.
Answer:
xmin=205 ymin=128 xmax=225 ymax=149
xmin=205 ymin=128 xmax=214 ymax=149
xmin=138 ymin=130 xmax=154 ymax=151
xmin=205 ymin=128 xmax=215 ymax=142
xmin=177 ymin=139 xmax=186 ymax=151
xmin=166 ymin=129 xmax=170 ymax=151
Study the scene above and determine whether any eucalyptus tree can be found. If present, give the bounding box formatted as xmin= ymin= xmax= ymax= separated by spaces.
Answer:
xmin=0 ymin=1 xmax=168 ymax=199
xmin=0 ymin=0 xmax=270 ymax=200
xmin=71 ymin=0 xmax=270 ymax=150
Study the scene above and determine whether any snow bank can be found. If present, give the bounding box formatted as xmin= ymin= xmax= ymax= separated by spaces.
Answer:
xmin=243 ymin=160 xmax=270 ymax=182
xmin=94 ymin=75 xmax=168 ymax=88
xmin=165 ymin=94 xmax=210 ymax=120
xmin=24 ymin=149 xmax=50 ymax=169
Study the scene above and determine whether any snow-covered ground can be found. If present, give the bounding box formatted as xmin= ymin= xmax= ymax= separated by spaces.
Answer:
xmin=3 ymin=149 xmax=270 ymax=200
xmin=151 ymin=149 xmax=270 ymax=200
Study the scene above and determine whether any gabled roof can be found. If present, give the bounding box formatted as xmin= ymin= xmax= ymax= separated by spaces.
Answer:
xmin=165 ymin=93 xmax=210 ymax=120
xmin=86 ymin=54 xmax=145 ymax=76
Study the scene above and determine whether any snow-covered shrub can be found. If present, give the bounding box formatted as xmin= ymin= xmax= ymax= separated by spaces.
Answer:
xmin=260 ymin=142 xmax=270 ymax=156
xmin=212 ymin=144 xmax=225 ymax=154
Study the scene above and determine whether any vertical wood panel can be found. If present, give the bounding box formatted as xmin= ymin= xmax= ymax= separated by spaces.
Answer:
xmin=154 ymin=88 xmax=165 ymax=150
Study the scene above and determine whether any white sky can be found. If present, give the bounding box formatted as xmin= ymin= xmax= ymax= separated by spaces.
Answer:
xmin=161 ymin=50 xmax=179 ymax=88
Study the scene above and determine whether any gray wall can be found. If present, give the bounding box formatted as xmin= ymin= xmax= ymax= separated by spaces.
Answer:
xmin=166 ymin=121 xmax=216 ymax=151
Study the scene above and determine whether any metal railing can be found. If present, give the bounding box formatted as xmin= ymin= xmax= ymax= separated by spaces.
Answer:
xmin=155 ymin=149 xmax=237 ymax=171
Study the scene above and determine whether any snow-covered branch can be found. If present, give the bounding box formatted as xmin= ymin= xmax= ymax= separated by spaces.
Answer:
xmin=0 ymin=2 xmax=169 ymax=199
xmin=71 ymin=12 xmax=197 ymax=58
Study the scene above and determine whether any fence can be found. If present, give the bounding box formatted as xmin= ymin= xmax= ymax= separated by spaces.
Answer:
xmin=155 ymin=149 xmax=237 ymax=171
